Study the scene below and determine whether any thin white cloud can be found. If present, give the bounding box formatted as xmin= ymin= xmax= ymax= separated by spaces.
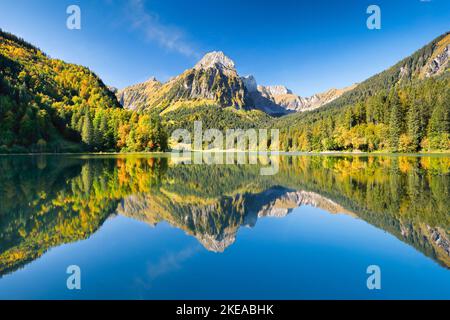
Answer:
xmin=132 ymin=245 xmax=201 ymax=291
xmin=125 ymin=0 xmax=198 ymax=57
xmin=146 ymin=245 xmax=200 ymax=280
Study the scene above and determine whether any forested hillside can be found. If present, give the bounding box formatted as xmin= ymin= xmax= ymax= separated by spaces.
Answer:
xmin=1 ymin=29 xmax=449 ymax=154
xmin=0 ymin=29 xmax=167 ymax=153
xmin=162 ymin=101 xmax=271 ymax=132
xmin=274 ymin=33 xmax=450 ymax=152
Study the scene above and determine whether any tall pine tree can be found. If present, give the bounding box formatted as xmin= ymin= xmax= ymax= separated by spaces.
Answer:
xmin=389 ymin=91 xmax=403 ymax=152
xmin=407 ymin=100 xmax=421 ymax=151
xmin=81 ymin=112 xmax=94 ymax=148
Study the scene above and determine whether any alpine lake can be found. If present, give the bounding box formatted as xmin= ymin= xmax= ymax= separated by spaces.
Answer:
xmin=0 ymin=153 xmax=449 ymax=299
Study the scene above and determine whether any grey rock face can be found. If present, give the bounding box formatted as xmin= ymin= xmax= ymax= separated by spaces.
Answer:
xmin=241 ymin=75 xmax=356 ymax=115
xmin=241 ymin=75 xmax=258 ymax=92
xmin=427 ymin=226 xmax=450 ymax=257
xmin=259 ymin=85 xmax=292 ymax=96
xmin=425 ymin=44 xmax=449 ymax=77
xmin=194 ymin=51 xmax=236 ymax=75
xmin=116 ymin=77 xmax=162 ymax=110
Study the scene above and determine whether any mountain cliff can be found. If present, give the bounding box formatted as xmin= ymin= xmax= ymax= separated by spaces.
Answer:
xmin=118 ymin=51 xmax=252 ymax=113
xmin=117 ymin=52 xmax=355 ymax=116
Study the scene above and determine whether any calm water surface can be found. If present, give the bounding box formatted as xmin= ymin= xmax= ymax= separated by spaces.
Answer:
xmin=0 ymin=154 xmax=449 ymax=299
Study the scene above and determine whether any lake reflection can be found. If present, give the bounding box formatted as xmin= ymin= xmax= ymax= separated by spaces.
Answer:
xmin=0 ymin=154 xmax=449 ymax=299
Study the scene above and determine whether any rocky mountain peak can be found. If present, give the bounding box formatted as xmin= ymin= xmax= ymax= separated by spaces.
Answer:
xmin=146 ymin=76 xmax=158 ymax=82
xmin=261 ymin=85 xmax=293 ymax=96
xmin=241 ymin=75 xmax=258 ymax=92
xmin=194 ymin=51 xmax=236 ymax=73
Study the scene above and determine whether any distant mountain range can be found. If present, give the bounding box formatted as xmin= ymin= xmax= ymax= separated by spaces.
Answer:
xmin=242 ymin=75 xmax=357 ymax=114
xmin=116 ymin=30 xmax=449 ymax=118
xmin=117 ymin=51 xmax=357 ymax=116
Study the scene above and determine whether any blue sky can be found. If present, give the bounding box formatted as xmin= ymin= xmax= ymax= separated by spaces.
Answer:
xmin=0 ymin=0 xmax=449 ymax=96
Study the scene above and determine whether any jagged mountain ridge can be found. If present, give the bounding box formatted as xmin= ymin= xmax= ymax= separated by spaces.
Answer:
xmin=241 ymin=74 xmax=357 ymax=114
xmin=117 ymin=186 xmax=352 ymax=252
xmin=118 ymin=51 xmax=252 ymax=113
xmin=116 ymin=51 xmax=355 ymax=116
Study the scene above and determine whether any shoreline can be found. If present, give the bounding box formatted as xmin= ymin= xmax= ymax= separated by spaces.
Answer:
xmin=0 ymin=150 xmax=449 ymax=157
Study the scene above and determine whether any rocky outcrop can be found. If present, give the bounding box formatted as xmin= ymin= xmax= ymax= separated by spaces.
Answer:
xmin=116 ymin=77 xmax=162 ymax=110
xmin=424 ymin=44 xmax=449 ymax=77
xmin=259 ymin=85 xmax=292 ymax=96
xmin=241 ymin=75 xmax=258 ymax=92
xmin=107 ymin=86 xmax=118 ymax=94
xmin=427 ymin=226 xmax=450 ymax=257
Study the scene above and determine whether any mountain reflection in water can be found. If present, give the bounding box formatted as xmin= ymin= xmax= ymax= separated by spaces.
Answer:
xmin=0 ymin=154 xmax=449 ymax=279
